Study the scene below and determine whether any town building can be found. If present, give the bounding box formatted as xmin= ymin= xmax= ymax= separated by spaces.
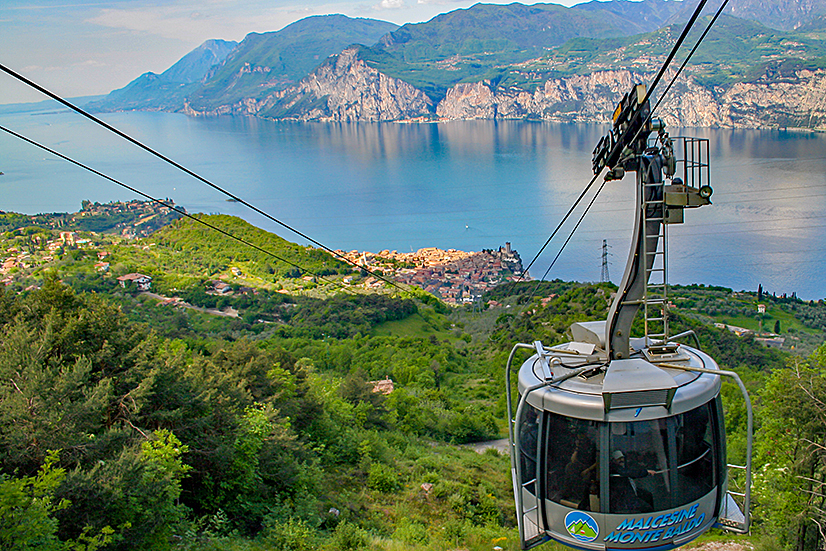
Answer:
xmin=116 ymin=273 xmax=152 ymax=291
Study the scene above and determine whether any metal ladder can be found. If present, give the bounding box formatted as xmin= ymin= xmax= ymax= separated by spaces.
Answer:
xmin=642 ymin=177 xmax=668 ymax=345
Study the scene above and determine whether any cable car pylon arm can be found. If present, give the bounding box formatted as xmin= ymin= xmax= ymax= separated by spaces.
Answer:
xmin=592 ymin=83 xmax=712 ymax=360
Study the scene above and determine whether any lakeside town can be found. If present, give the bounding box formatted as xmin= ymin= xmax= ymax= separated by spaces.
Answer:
xmin=337 ymin=243 xmax=528 ymax=305
xmin=0 ymin=199 xmax=528 ymax=306
xmin=0 ymin=199 xmax=809 ymax=351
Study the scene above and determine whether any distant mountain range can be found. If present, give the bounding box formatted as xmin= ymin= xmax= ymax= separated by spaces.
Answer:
xmin=86 ymin=0 xmax=826 ymax=130
xmin=88 ymin=39 xmax=238 ymax=112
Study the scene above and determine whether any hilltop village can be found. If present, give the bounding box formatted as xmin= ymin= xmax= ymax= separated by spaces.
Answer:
xmin=0 ymin=200 xmax=526 ymax=305
xmin=0 ymin=200 xmax=182 ymax=286
xmin=337 ymin=243 xmax=527 ymax=305
xmin=0 ymin=198 xmax=182 ymax=236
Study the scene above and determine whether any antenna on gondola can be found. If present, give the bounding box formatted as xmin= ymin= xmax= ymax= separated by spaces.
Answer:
xmin=505 ymin=85 xmax=753 ymax=551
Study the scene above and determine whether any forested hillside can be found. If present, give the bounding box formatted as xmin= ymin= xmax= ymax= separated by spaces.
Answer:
xmin=2 ymin=212 xmax=826 ymax=551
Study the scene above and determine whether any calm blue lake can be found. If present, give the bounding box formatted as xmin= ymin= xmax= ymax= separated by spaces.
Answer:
xmin=1 ymin=104 xmax=824 ymax=299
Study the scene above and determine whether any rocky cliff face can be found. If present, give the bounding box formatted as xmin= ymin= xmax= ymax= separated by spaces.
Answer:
xmin=183 ymin=48 xmax=826 ymax=131
xmin=184 ymin=48 xmax=433 ymax=122
xmin=436 ymin=69 xmax=826 ymax=131
xmin=436 ymin=70 xmax=641 ymax=122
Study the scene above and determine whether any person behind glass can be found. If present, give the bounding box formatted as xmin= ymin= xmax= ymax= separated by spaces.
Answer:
xmin=610 ymin=450 xmax=655 ymax=513
xmin=562 ymin=434 xmax=597 ymax=509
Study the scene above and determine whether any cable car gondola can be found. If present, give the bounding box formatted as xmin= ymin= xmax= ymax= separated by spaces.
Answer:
xmin=506 ymin=84 xmax=753 ymax=551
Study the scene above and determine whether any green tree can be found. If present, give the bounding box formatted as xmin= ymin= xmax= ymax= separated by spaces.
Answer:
xmin=756 ymin=344 xmax=826 ymax=551
xmin=0 ymin=451 xmax=113 ymax=551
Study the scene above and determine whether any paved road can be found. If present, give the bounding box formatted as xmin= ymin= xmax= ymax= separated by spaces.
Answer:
xmin=140 ymin=292 xmax=239 ymax=318
xmin=469 ymin=438 xmax=510 ymax=454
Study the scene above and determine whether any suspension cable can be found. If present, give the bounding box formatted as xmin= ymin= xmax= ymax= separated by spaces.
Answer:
xmin=642 ymin=0 xmax=708 ymax=107
xmin=0 ymin=124 xmax=370 ymax=293
xmin=517 ymin=0 xmax=713 ymax=295
xmin=651 ymin=0 xmax=731 ymax=115
xmin=0 ymin=62 xmax=406 ymax=292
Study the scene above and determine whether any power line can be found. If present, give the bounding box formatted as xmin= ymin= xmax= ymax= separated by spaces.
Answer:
xmin=0 ymin=62 xmax=406 ymax=293
xmin=0 ymin=123 xmax=371 ymax=294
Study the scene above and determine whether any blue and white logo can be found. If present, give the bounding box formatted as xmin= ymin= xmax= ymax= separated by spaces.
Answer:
xmin=565 ymin=511 xmax=599 ymax=543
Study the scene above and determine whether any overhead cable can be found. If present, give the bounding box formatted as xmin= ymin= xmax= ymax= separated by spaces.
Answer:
xmin=516 ymin=0 xmax=714 ymax=307
xmin=520 ymin=179 xmax=610 ymax=308
xmin=0 ymin=124 xmax=362 ymax=292
xmin=642 ymin=0 xmax=709 ymax=106
xmin=519 ymin=172 xmax=602 ymax=279
xmin=650 ymin=0 xmax=730 ymax=115
xmin=0 ymin=63 xmax=405 ymax=292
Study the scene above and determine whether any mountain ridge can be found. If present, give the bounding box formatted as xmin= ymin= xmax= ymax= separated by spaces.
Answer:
xmin=90 ymin=0 xmax=826 ymax=130
xmin=185 ymin=14 xmax=398 ymax=111
xmin=86 ymin=39 xmax=237 ymax=113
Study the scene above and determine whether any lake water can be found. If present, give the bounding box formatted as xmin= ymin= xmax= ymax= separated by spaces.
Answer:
xmin=1 ymin=104 xmax=824 ymax=300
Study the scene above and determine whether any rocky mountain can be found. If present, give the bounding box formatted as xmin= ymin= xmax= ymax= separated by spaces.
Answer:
xmin=184 ymin=47 xmax=433 ymax=121
xmin=87 ymin=39 xmax=237 ymax=112
xmin=719 ymin=0 xmax=826 ymax=31
xmin=185 ymin=15 xmax=398 ymax=111
xmin=93 ymin=0 xmax=826 ymax=130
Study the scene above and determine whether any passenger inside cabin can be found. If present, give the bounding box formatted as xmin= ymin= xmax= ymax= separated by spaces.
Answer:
xmin=609 ymin=449 xmax=656 ymax=513
xmin=561 ymin=433 xmax=598 ymax=510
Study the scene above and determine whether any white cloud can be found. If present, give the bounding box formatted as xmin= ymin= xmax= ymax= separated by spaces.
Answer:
xmin=84 ymin=1 xmax=327 ymax=43
xmin=376 ymin=0 xmax=405 ymax=9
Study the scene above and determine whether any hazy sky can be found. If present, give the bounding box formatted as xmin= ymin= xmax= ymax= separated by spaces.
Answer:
xmin=1 ymin=0 xmax=582 ymax=105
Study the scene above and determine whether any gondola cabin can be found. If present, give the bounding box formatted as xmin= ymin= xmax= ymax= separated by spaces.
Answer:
xmin=506 ymin=85 xmax=752 ymax=550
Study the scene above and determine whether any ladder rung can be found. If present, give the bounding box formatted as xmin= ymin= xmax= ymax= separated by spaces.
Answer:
xmin=644 ymin=187 xmax=668 ymax=342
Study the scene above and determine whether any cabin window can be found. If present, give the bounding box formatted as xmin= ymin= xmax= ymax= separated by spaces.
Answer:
xmin=605 ymin=401 xmax=718 ymax=513
xmin=518 ymin=403 xmax=540 ymax=494
xmin=673 ymin=401 xmax=717 ymax=507
xmin=544 ymin=413 xmax=600 ymax=511
xmin=608 ymin=419 xmax=669 ymax=514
